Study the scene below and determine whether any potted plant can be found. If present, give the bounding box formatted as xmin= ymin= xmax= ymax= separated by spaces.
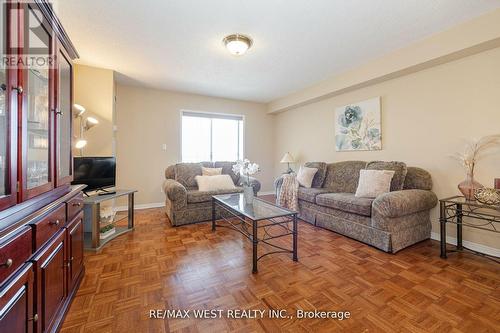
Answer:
xmin=233 ymin=159 xmax=260 ymax=203
xmin=100 ymin=223 xmax=116 ymax=239
xmin=452 ymin=134 xmax=500 ymax=200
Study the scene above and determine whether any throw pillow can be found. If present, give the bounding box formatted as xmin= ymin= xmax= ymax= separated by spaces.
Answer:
xmin=296 ymin=166 xmax=318 ymax=188
xmin=214 ymin=161 xmax=240 ymax=184
xmin=355 ymin=169 xmax=395 ymax=198
xmin=195 ymin=175 xmax=236 ymax=192
xmin=202 ymin=167 xmax=223 ymax=176
xmin=366 ymin=161 xmax=407 ymax=191
xmin=304 ymin=162 xmax=328 ymax=188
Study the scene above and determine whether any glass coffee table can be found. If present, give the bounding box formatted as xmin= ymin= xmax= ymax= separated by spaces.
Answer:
xmin=212 ymin=193 xmax=298 ymax=273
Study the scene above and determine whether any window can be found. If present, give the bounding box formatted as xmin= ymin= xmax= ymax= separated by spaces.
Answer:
xmin=182 ymin=111 xmax=244 ymax=162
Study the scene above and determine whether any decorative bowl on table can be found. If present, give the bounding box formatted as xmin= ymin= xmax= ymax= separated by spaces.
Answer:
xmin=474 ymin=188 xmax=500 ymax=206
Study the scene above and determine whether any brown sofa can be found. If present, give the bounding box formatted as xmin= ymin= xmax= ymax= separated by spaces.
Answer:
xmin=163 ymin=162 xmax=261 ymax=226
xmin=275 ymin=161 xmax=437 ymax=253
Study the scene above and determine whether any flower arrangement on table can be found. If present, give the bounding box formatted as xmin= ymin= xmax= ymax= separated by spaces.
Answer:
xmin=233 ymin=159 xmax=260 ymax=202
xmin=452 ymin=134 xmax=500 ymax=201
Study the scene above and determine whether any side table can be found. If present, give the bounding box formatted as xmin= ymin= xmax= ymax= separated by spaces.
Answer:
xmin=83 ymin=189 xmax=137 ymax=251
xmin=439 ymin=196 xmax=499 ymax=258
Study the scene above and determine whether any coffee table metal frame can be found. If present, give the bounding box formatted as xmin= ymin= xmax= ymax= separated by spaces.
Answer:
xmin=211 ymin=195 xmax=298 ymax=273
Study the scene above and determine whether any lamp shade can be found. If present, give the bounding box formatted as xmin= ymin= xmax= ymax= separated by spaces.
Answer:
xmin=84 ymin=117 xmax=99 ymax=131
xmin=75 ymin=139 xmax=87 ymax=149
xmin=280 ymin=152 xmax=295 ymax=164
xmin=73 ymin=104 xmax=86 ymax=117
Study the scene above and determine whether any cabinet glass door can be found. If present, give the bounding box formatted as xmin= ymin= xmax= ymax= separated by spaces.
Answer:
xmin=26 ymin=67 xmax=50 ymax=189
xmin=55 ymin=49 xmax=72 ymax=186
xmin=22 ymin=5 xmax=54 ymax=199
xmin=0 ymin=0 xmax=17 ymax=210
xmin=0 ymin=65 xmax=7 ymax=198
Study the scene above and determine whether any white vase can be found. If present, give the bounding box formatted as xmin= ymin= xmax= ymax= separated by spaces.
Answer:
xmin=243 ymin=185 xmax=254 ymax=204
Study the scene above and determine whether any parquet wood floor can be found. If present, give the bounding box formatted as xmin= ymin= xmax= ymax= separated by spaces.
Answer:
xmin=60 ymin=202 xmax=499 ymax=333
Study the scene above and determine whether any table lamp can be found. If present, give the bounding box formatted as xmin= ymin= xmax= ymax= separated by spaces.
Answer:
xmin=280 ymin=152 xmax=295 ymax=173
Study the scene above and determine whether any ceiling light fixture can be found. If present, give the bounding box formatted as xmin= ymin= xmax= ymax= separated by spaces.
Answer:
xmin=223 ymin=34 xmax=253 ymax=56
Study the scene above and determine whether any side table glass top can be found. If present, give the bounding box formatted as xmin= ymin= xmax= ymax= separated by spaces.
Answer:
xmin=440 ymin=195 xmax=500 ymax=211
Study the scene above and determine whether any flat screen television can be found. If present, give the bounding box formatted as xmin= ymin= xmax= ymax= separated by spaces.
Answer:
xmin=72 ymin=157 xmax=116 ymax=192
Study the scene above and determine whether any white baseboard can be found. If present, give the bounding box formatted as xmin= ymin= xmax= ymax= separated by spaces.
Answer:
xmin=113 ymin=193 xmax=276 ymax=212
xmin=113 ymin=192 xmax=275 ymax=212
xmin=114 ymin=202 xmax=165 ymax=212
xmin=430 ymin=232 xmax=500 ymax=257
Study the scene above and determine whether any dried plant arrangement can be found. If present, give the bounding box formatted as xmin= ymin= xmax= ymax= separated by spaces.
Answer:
xmin=452 ymin=134 xmax=500 ymax=200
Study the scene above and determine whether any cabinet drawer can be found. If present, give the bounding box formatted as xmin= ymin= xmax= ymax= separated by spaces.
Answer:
xmin=0 ymin=263 xmax=35 ymax=333
xmin=0 ymin=226 xmax=32 ymax=286
xmin=31 ymin=204 xmax=66 ymax=250
xmin=66 ymin=193 xmax=84 ymax=222
xmin=31 ymin=229 xmax=66 ymax=333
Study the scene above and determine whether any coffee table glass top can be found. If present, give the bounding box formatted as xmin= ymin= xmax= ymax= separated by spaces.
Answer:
xmin=213 ymin=193 xmax=296 ymax=221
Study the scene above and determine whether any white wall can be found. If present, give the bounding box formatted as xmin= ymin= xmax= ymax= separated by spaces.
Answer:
xmin=73 ymin=64 xmax=115 ymax=157
xmin=114 ymin=85 xmax=274 ymax=206
xmin=273 ymin=47 xmax=500 ymax=249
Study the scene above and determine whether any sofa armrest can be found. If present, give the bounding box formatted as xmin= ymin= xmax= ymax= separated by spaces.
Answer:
xmin=372 ymin=189 xmax=437 ymax=218
xmin=237 ymin=177 xmax=261 ymax=195
xmin=163 ymin=179 xmax=187 ymax=210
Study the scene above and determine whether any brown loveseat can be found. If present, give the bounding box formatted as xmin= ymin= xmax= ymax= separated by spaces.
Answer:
xmin=163 ymin=162 xmax=261 ymax=226
xmin=275 ymin=161 xmax=437 ymax=253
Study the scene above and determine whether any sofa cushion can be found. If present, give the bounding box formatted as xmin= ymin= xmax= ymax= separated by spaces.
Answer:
xmin=298 ymin=187 xmax=332 ymax=203
xmin=187 ymin=188 xmax=243 ymax=204
xmin=214 ymin=161 xmax=240 ymax=185
xmin=175 ymin=163 xmax=202 ymax=187
xmin=403 ymin=167 xmax=433 ymax=190
xmin=323 ymin=161 xmax=366 ymax=193
xmin=366 ymin=161 xmax=407 ymax=191
xmin=165 ymin=165 xmax=176 ymax=180
xmin=316 ymin=193 xmax=374 ymax=217
xmin=304 ymin=162 xmax=327 ymax=188
xmin=174 ymin=162 xmax=213 ymax=187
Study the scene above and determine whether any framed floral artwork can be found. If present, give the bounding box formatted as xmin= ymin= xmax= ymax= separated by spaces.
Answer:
xmin=335 ymin=97 xmax=381 ymax=151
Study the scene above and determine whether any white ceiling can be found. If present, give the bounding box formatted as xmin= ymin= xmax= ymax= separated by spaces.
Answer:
xmin=52 ymin=0 xmax=500 ymax=103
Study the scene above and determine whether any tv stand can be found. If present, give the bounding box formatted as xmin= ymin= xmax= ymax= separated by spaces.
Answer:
xmin=83 ymin=189 xmax=137 ymax=251
xmin=97 ymin=190 xmax=117 ymax=196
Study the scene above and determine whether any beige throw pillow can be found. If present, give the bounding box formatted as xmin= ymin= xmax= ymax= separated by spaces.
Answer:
xmin=296 ymin=166 xmax=318 ymax=188
xmin=195 ymin=175 xmax=235 ymax=191
xmin=202 ymin=167 xmax=223 ymax=176
xmin=355 ymin=169 xmax=395 ymax=198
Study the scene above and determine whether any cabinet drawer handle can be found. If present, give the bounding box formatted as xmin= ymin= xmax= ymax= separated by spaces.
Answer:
xmin=50 ymin=220 xmax=60 ymax=226
xmin=1 ymin=258 xmax=13 ymax=268
xmin=29 ymin=314 xmax=38 ymax=322
xmin=70 ymin=256 xmax=74 ymax=261
xmin=72 ymin=202 xmax=82 ymax=207
xmin=12 ymin=86 xmax=23 ymax=94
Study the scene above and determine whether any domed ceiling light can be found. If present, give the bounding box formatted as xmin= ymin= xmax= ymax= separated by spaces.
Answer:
xmin=223 ymin=34 xmax=253 ymax=56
